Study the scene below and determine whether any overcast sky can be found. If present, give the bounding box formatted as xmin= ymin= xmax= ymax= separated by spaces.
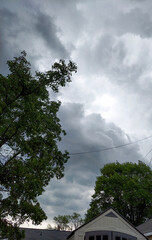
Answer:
xmin=1 ymin=0 xmax=152 ymax=229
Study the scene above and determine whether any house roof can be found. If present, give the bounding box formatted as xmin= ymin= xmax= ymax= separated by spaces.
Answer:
xmin=20 ymin=228 xmax=71 ymax=240
xmin=137 ymin=219 xmax=152 ymax=236
xmin=67 ymin=208 xmax=148 ymax=240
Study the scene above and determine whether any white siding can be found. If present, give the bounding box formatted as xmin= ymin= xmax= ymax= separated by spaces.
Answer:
xmin=68 ymin=209 xmax=146 ymax=240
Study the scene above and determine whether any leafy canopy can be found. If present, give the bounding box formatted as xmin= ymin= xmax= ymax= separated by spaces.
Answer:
xmin=52 ymin=212 xmax=84 ymax=231
xmin=0 ymin=51 xmax=77 ymax=239
xmin=85 ymin=161 xmax=152 ymax=226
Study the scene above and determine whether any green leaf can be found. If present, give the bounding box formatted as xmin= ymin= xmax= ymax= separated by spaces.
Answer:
xmin=0 ymin=51 xmax=77 ymax=239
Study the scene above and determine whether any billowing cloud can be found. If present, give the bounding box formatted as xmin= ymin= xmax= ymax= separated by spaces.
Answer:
xmin=35 ymin=12 xmax=68 ymax=58
xmin=38 ymin=103 xmax=142 ymax=223
xmin=0 ymin=8 xmax=18 ymax=74
xmin=0 ymin=1 xmax=69 ymax=75
xmin=1 ymin=0 xmax=152 ymax=229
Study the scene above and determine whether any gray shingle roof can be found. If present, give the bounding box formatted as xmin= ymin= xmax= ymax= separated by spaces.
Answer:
xmin=137 ymin=219 xmax=152 ymax=234
xmin=20 ymin=228 xmax=71 ymax=240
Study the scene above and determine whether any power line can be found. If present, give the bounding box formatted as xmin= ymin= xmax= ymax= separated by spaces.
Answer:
xmin=149 ymin=157 xmax=152 ymax=167
xmin=69 ymin=135 xmax=152 ymax=156
xmin=142 ymin=146 xmax=152 ymax=161
xmin=139 ymin=145 xmax=152 ymax=166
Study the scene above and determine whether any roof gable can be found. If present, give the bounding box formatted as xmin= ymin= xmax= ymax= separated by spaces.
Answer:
xmin=67 ymin=208 xmax=147 ymax=240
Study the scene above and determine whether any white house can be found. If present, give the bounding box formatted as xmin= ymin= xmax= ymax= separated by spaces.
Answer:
xmin=67 ymin=208 xmax=147 ymax=240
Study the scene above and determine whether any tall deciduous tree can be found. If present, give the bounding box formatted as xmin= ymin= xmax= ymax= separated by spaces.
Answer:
xmin=0 ymin=51 xmax=77 ymax=239
xmin=85 ymin=161 xmax=152 ymax=226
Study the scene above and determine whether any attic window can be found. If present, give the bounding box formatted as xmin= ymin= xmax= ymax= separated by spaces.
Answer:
xmin=96 ymin=236 xmax=101 ymax=240
xmin=115 ymin=236 xmax=121 ymax=240
xmin=105 ymin=212 xmax=117 ymax=218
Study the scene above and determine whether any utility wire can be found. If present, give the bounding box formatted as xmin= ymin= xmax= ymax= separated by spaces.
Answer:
xmin=149 ymin=157 xmax=152 ymax=167
xmin=139 ymin=145 xmax=152 ymax=166
xmin=142 ymin=146 xmax=152 ymax=161
xmin=69 ymin=135 xmax=152 ymax=156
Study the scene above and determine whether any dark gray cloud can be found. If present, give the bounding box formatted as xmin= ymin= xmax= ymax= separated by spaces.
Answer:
xmin=0 ymin=8 xmax=18 ymax=74
xmin=38 ymin=0 xmax=85 ymax=44
xmin=38 ymin=103 xmax=142 ymax=220
xmin=0 ymin=1 xmax=69 ymax=76
xmin=1 ymin=0 xmax=152 ymax=229
xmin=35 ymin=12 xmax=68 ymax=58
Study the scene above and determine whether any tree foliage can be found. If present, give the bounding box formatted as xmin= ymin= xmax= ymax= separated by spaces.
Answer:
xmin=53 ymin=212 xmax=84 ymax=231
xmin=53 ymin=215 xmax=70 ymax=231
xmin=0 ymin=51 xmax=77 ymax=239
xmin=69 ymin=212 xmax=84 ymax=230
xmin=85 ymin=161 xmax=152 ymax=226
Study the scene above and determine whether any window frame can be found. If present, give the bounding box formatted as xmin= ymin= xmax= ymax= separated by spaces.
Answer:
xmin=85 ymin=230 xmax=137 ymax=240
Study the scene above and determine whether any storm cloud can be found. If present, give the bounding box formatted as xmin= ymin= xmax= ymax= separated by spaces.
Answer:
xmin=1 ymin=0 xmax=152 ymax=229
xmin=38 ymin=102 xmax=142 ymax=225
